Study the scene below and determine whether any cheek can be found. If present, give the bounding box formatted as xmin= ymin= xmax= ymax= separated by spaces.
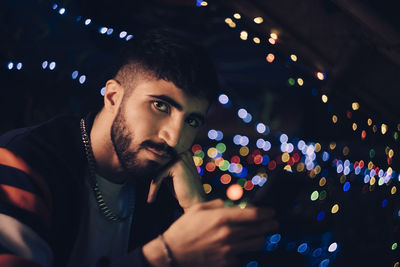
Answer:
xmin=178 ymin=130 xmax=197 ymax=152
xmin=124 ymin=107 xmax=160 ymax=138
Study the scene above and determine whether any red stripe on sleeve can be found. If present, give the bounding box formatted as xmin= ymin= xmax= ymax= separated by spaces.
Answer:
xmin=0 ymin=148 xmax=52 ymax=212
xmin=0 ymin=254 xmax=45 ymax=267
xmin=0 ymin=184 xmax=51 ymax=226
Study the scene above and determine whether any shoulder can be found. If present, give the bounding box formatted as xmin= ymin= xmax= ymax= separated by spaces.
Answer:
xmin=0 ymin=114 xmax=88 ymax=185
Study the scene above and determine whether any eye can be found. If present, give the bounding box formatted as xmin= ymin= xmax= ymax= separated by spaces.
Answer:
xmin=153 ymin=101 xmax=170 ymax=113
xmin=186 ymin=117 xmax=201 ymax=128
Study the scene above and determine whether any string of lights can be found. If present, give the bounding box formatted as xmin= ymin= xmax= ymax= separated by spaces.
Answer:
xmin=192 ymin=92 xmax=399 ymax=266
xmin=221 ymin=11 xmax=400 ymax=169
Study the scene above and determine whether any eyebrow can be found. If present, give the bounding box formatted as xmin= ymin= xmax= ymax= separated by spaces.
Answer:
xmin=148 ymin=94 xmax=183 ymax=110
xmin=148 ymin=94 xmax=206 ymax=125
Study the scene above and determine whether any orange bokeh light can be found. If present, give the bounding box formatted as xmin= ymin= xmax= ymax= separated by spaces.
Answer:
xmin=226 ymin=184 xmax=243 ymax=201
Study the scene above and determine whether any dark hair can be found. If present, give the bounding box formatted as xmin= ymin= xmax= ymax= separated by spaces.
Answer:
xmin=113 ymin=29 xmax=219 ymax=103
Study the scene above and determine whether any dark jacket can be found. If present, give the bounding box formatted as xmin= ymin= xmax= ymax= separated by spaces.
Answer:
xmin=0 ymin=114 xmax=182 ymax=267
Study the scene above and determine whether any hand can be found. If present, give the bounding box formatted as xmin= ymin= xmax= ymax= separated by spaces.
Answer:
xmin=143 ymin=199 xmax=278 ymax=267
xmin=147 ymin=151 xmax=205 ymax=211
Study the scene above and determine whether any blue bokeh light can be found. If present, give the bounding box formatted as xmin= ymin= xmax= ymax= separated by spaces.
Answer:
xmin=317 ymin=211 xmax=326 ymax=221
xmin=297 ymin=243 xmax=308 ymax=254
xmin=72 ymin=70 xmax=79 ymax=80
xmin=343 ymin=182 xmax=350 ymax=192
xmin=319 ymin=259 xmax=330 ymax=267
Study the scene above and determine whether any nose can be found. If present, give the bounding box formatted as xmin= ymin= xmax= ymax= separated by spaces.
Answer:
xmin=158 ymin=118 xmax=184 ymax=150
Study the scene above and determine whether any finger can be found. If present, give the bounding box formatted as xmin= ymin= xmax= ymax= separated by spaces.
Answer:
xmin=181 ymin=151 xmax=199 ymax=176
xmin=147 ymin=172 xmax=170 ymax=203
xmin=191 ymin=198 xmax=225 ymax=211
xmin=217 ymin=207 xmax=276 ymax=225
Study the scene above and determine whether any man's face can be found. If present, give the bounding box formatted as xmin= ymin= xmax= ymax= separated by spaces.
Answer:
xmin=110 ymin=79 xmax=209 ymax=179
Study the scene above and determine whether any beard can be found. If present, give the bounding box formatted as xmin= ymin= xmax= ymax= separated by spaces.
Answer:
xmin=110 ymin=106 xmax=177 ymax=182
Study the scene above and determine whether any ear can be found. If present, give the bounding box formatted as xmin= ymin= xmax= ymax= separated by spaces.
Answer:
xmin=104 ymin=79 xmax=124 ymax=114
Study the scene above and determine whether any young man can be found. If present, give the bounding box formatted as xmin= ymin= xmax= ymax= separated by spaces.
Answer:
xmin=0 ymin=30 xmax=277 ymax=267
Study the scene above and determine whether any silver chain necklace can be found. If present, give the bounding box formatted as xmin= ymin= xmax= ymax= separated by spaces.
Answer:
xmin=80 ymin=118 xmax=134 ymax=222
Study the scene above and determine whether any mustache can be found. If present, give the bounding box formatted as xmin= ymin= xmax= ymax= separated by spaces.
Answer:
xmin=140 ymin=140 xmax=178 ymax=159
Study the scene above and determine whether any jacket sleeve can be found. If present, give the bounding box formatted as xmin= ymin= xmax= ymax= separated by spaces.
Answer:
xmin=0 ymin=148 xmax=53 ymax=267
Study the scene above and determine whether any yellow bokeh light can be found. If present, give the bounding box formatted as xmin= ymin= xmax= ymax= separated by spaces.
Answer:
xmin=203 ymin=183 xmax=212 ymax=194
xmin=391 ymin=186 xmax=397 ymax=195
xmin=332 ymin=115 xmax=338 ymax=123
xmin=387 ymin=167 xmax=393 ymax=174
xmin=394 ymin=262 xmax=399 ymax=267
xmin=283 ymin=165 xmax=292 ymax=171
xmin=253 ymin=37 xmax=261 ymax=44
xmin=352 ymin=102 xmax=360 ymax=110
xmin=254 ymin=17 xmax=263 ymax=24
xmin=282 ymin=152 xmax=290 ymax=163
xmin=240 ymin=31 xmax=248 ymax=40
xmin=370 ymin=177 xmax=376 ymax=185
xmin=322 ymin=94 xmax=328 ymax=103
xmin=367 ymin=118 xmax=372 ymax=126
xmin=329 ymin=142 xmax=336 ymax=150
xmin=319 ymin=177 xmax=327 ymax=186
xmin=270 ymin=32 xmax=278 ymax=40
xmin=343 ymin=146 xmax=349 ymax=156
xmin=389 ymin=149 xmax=394 ymax=158
xmin=297 ymin=78 xmax=304 ymax=86
xmin=233 ymin=13 xmax=241 ymax=19
xmin=314 ymin=165 xmax=321 ymax=174
xmin=290 ymin=54 xmax=297 ymax=61
xmin=381 ymin=124 xmax=388 ymax=134
xmin=228 ymin=22 xmax=236 ymax=28
xmin=352 ymin=123 xmax=357 ymax=131
xmin=225 ymin=18 xmax=233 ymax=24
xmin=239 ymin=146 xmax=249 ymax=156
xmin=201 ymin=1 xmax=208 ymax=6
xmin=296 ymin=162 xmax=305 ymax=172
xmin=315 ymin=143 xmax=321 ymax=153
xmin=193 ymin=156 xmax=203 ymax=166
xmin=368 ymin=161 xmax=374 ymax=170
xmin=309 ymin=169 xmax=316 ymax=179
xmin=331 ymin=204 xmax=339 ymax=214
xmin=207 ymin=147 xmax=218 ymax=158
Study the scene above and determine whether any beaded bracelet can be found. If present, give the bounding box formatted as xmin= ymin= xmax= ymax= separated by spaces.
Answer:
xmin=158 ymin=234 xmax=175 ymax=267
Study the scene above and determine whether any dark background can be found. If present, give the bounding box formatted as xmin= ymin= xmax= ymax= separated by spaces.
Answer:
xmin=1 ymin=0 xmax=399 ymax=266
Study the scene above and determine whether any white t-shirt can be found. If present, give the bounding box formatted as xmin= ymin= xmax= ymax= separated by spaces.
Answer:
xmin=67 ymin=173 xmax=134 ymax=267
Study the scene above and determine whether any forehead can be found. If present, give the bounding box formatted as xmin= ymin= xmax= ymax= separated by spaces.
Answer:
xmin=124 ymin=78 xmax=209 ymax=114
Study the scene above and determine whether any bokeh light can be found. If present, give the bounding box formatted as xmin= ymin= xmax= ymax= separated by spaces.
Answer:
xmin=226 ymin=184 xmax=243 ymax=200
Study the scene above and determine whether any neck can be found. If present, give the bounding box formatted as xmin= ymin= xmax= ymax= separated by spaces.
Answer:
xmin=89 ymin=110 xmax=127 ymax=184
